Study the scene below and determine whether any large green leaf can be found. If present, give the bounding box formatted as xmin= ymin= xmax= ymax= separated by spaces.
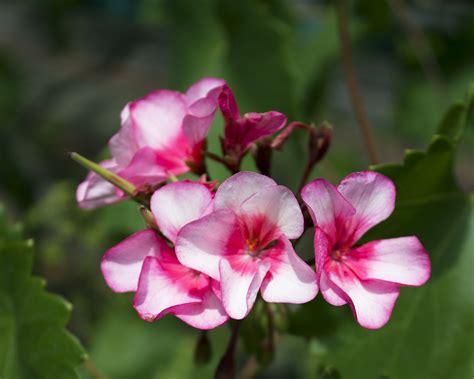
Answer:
xmin=313 ymin=90 xmax=474 ymax=378
xmin=0 ymin=206 xmax=86 ymax=379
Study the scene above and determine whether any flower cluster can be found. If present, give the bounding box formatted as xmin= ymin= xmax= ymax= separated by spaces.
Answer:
xmin=77 ymin=78 xmax=431 ymax=330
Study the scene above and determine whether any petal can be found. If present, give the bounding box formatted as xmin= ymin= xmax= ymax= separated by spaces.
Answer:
xmin=260 ymin=238 xmax=317 ymax=303
xmin=218 ymin=84 xmax=240 ymax=121
xmin=240 ymin=184 xmax=304 ymax=240
xmin=120 ymin=102 xmax=131 ymax=123
xmin=301 ymin=179 xmax=355 ymax=245
xmin=109 ymin=103 xmax=139 ymax=167
xmin=151 ymin=181 xmax=213 ymax=243
xmin=214 ymin=171 xmax=276 ymax=213
xmin=337 ymin=171 xmax=396 ymax=244
xmin=76 ymin=160 xmax=124 ymax=209
xmin=101 ymin=230 xmax=167 ymax=292
xmin=133 ymin=256 xmax=202 ymax=321
xmin=182 ymin=97 xmax=219 ymax=147
xmin=314 ymin=226 xmax=347 ymax=305
xmin=184 ymin=78 xmax=226 ymax=147
xmin=219 ymin=258 xmax=270 ymax=319
xmin=176 ymin=209 xmax=240 ymax=279
xmin=320 ymin=270 xmax=347 ymax=306
xmin=130 ymin=90 xmax=187 ymax=150
xmin=237 ymin=111 xmax=287 ymax=151
xmin=313 ymin=226 xmax=331 ymax=283
xmin=327 ymin=263 xmax=400 ymax=329
xmin=117 ymin=147 xmax=183 ymax=187
xmin=185 ymin=77 xmax=226 ymax=105
xmin=172 ymin=288 xmax=229 ymax=330
xmin=345 ymin=237 xmax=431 ymax=286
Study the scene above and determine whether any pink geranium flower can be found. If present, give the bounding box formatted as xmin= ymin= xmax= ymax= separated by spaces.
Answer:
xmin=77 ymin=78 xmax=226 ymax=209
xmin=176 ymin=172 xmax=318 ymax=320
xmin=101 ymin=181 xmax=228 ymax=329
xmin=301 ymin=171 xmax=431 ymax=329
xmin=219 ymin=85 xmax=287 ymax=161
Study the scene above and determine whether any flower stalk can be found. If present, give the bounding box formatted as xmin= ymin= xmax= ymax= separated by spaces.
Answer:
xmin=69 ymin=152 xmax=151 ymax=207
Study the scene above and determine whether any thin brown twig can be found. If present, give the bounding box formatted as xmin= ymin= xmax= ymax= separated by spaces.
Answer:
xmin=335 ymin=0 xmax=380 ymax=164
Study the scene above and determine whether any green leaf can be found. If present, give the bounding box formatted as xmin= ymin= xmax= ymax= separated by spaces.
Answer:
xmin=316 ymin=89 xmax=474 ymax=378
xmin=0 ymin=206 xmax=87 ymax=379
xmin=436 ymin=83 xmax=474 ymax=143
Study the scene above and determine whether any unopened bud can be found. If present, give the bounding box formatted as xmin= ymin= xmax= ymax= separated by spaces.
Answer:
xmin=251 ymin=137 xmax=273 ymax=176
xmin=308 ymin=122 xmax=332 ymax=165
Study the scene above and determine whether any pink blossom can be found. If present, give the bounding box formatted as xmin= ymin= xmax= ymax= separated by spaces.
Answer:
xmin=219 ymin=85 xmax=287 ymax=161
xmin=301 ymin=171 xmax=431 ymax=329
xmin=101 ymin=181 xmax=228 ymax=329
xmin=77 ymin=78 xmax=226 ymax=209
xmin=176 ymin=172 xmax=318 ymax=320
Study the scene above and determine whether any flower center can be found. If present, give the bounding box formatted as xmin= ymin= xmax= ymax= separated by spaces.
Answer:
xmin=330 ymin=249 xmax=347 ymax=262
xmin=246 ymin=238 xmax=260 ymax=256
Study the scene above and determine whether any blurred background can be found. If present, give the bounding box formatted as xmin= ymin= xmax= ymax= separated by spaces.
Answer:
xmin=0 ymin=0 xmax=473 ymax=378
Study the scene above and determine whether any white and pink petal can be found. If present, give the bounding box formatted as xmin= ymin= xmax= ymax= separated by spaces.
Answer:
xmin=319 ymin=271 xmax=347 ymax=306
xmin=129 ymin=90 xmax=187 ymax=150
xmin=260 ymin=239 xmax=317 ymax=303
xmin=345 ymin=236 xmax=431 ymax=286
xmin=337 ymin=171 xmax=396 ymax=245
xmin=101 ymin=230 xmax=167 ymax=293
xmin=133 ymin=256 xmax=202 ymax=321
xmin=301 ymin=179 xmax=356 ymax=245
xmin=327 ymin=263 xmax=400 ymax=329
xmin=240 ymin=184 xmax=304 ymax=240
xmin=185 ymin=77 xmax=226 ymax=105
xmin=172 ymin=289 xmax=229 ymax=330
xmin=219 ymin=257 xmax=270 ymax=319
xmin=176 ymin=209 xmax=241 ymax=279
xmin=151 ymin=181 xmax=213 ymax=243
xmin=117 ymin=147 xmax=171 ymax=187
xmin=109 ymin=104 xmax=139 ymax=167
xmin=214 ymin=171 xmax=276 ymax=213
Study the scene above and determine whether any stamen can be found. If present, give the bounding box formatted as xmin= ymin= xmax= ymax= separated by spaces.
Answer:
xmin=331 ymin=249 xmax=346 ymax=261
xmin=246 ymin=238 xmax=259 ymax=252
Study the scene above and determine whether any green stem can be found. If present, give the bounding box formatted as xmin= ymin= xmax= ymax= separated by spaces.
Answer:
xmin=70 ymin=152 xmax=136 ymax=196
xmin=70 ymin=152 xmax=150 ymax=208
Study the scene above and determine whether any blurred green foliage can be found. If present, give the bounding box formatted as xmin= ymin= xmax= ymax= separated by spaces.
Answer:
xmin=0 ymin=0 xmax=473 ymax=378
